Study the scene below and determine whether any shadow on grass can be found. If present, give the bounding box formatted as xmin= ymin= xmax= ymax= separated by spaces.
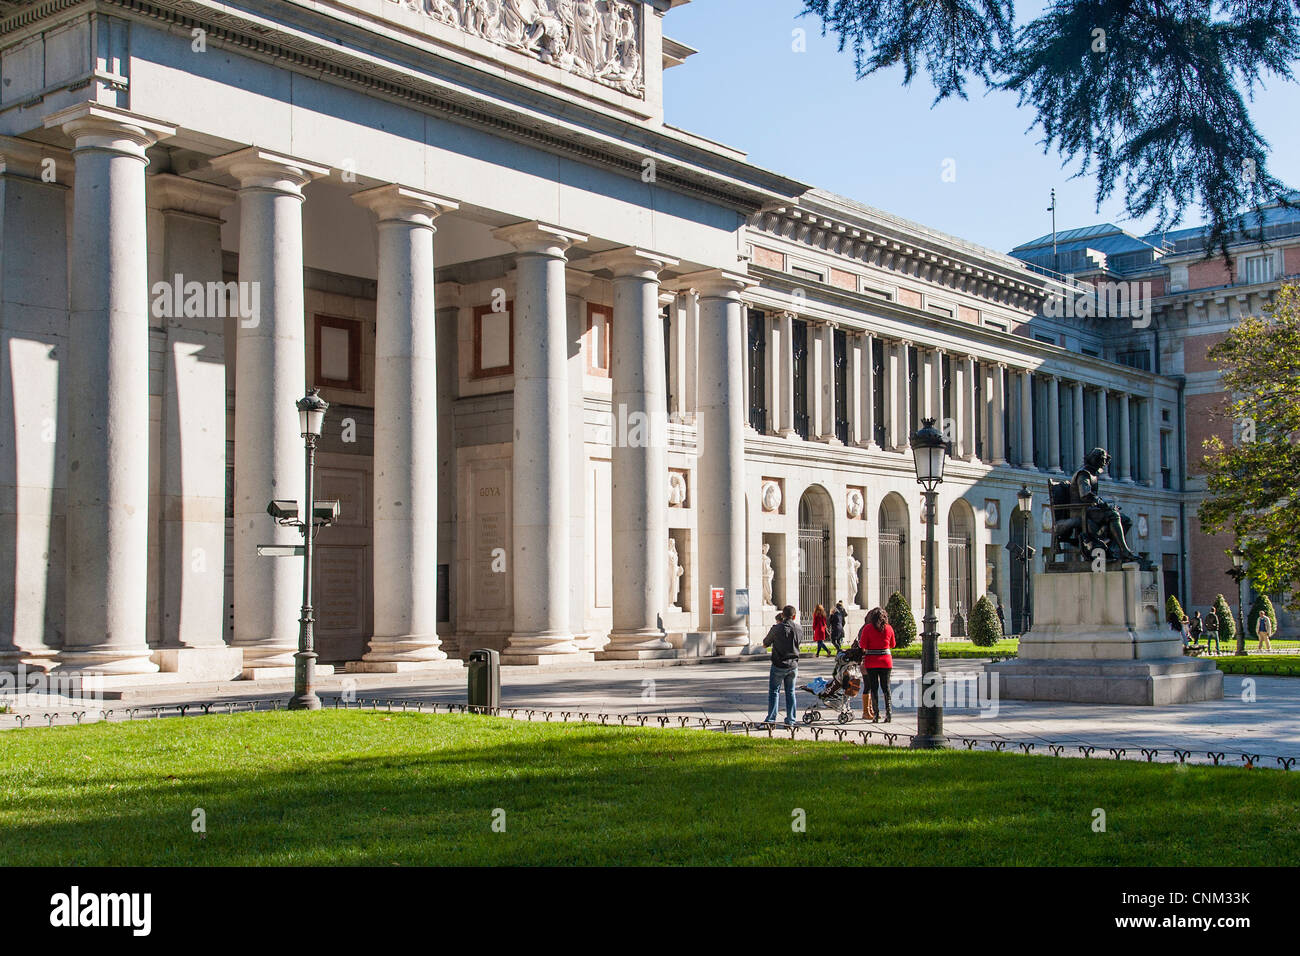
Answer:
xmin=1 ymin=712 xmax=1297 ymax=866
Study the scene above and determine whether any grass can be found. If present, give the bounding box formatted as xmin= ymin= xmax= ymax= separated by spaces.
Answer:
xmin=800 ymin=638 xmax=1020 ymax=659
xmin=1214 ymin=655 xmax=1300 ymax=677
xmin=2 ymin=711 xmax=1297 ymax=866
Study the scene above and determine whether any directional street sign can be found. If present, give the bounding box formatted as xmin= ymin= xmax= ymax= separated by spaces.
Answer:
xmin=257 ymin=544 xmax=305 ymax=558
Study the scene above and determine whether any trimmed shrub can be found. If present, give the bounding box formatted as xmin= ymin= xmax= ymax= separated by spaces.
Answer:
xmin=1166 ymin=594 xmax=1186 ymax=626
xmin=1213 ymin=593 xmax=1237 ymax=645
xmin=885 ymin=591 xmax=917 ymax=648
xmin=1247 ymin=595 xmax=1279 ymax=641
xmin=969 ymin=595 xmax=1003 ymax=647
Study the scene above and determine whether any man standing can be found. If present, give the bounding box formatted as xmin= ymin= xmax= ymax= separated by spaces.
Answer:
xmin=1205 ymin=608 xmax=1221 ymax=655
xmin=762 ymin=605 xmax=802 ymax=725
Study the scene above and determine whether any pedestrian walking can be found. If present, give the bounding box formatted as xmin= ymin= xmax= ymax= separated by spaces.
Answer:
xmin=1205 ymin=608 xmax=1221 ymax=654
xmin=829 ymin=600 xmax=847 ymax=653
xmin=1257 ymin=611 xmax=1274 ymax=652
xmin=1189 ymin=611 xmax=1203 ymax=650
xmin=995 ymin=597 xmax=1006 ymax=636
xmin=857 ymin=605 xmax=896 ymax=723
xmin=762 ymin=605 xmax=802 ymax=725
xmin=812 ymin=604 xmax=832 ymax=657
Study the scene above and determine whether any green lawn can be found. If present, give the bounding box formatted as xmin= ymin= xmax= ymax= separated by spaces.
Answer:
xmin=1213 ymin=655 xmax=1300 ymax=677
xmin=2 ymin=712 xmax=1297 ymax=866
xmin=800 ymin=639 xmax=1020 ymax=658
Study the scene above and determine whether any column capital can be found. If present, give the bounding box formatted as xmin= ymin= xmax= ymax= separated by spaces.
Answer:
xmin=493 ymin=220 xmax=587 ymax=257
xmin=584 ymin=246 xmax=679 ymax=278
xmin=352 ymin=183 xmax=458 ymax=225
xmin=44 ymin=103 xmax=175 ymax=159
xmin=147 ymin=173 xmax=236 ymax=220
xmin=668 ymin=268 xmax=756 ymax=299
xmin=210 ymin=147 xmax=329 ymax=196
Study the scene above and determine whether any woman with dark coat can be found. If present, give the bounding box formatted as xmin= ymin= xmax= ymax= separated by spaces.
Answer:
xmin=857 ymin=606 xmax=896 ymax=722
xmin=828 ymin=600 xmax=846 ymax=652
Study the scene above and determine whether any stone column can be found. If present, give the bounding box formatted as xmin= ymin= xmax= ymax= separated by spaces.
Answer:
xmin=211 ymin=147 xmax=327 ymax=676
xmin=846 ymin=333 xmax=863 ymax=445
xmin=0 ymin=137 xmax=68 ymax=672
xmin=1046 ymin=374 xmax=1062 ymax=473
xmin=683 ymin=291 xmax=699 ymax=423
xmin=820 ymin=321 xmax=837 ymax=440
xmin=879 ymin=337 xmax=896 ymax=448
xmin=861 ymin=332 xmax=877 ymax=448
xmin=1072 ymin=380 xmax=1085 ymax=469
xmin=991 ymin=362 xmax=1007 ymax=465
xmin=766 ymin=312 xmax=783 ymax=433
xmin=807 ymin=319 xmax=826 ymax=439
xmin=1019 ymin=370 xmax=1035 ymax=468
xmin=667 ymin=291 xmax=687 ymax=423
xmin=352 ymin=185 xmax=459 ymax=671
xmin=45 ymin=104 xmax=175 ymax=674
xmin=1096 ymin=387 xmax=1109 ymax=472
xmin=927 ymin=347 xmax=944 ymax=426
xmin=589 ymin=248 xmax=679 ymax=660
xmin=893 ymin=340 xmax=912 ymax=449
xmin=494 ymin=222 xmax=591 ymax=663
xmin=148 ymin=174 xmax=239 ymax=677
xmin=1118 ymin=392 xmax=1133 ymax=481
xmin=778 ymin=311 xmax=797 ymax=438
xmin=684 ymin=270 xmax=755 ymax=649
xmin=963 ymin=355 xmax=979 ymax=460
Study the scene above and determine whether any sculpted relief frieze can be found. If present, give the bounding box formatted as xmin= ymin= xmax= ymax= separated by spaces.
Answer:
xmin=390 ymin=0 xmax=646 ymax=96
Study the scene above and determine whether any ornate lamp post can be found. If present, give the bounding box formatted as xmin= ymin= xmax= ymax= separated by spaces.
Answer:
xmin=1005 ymin=484 xmax=1035 ymax=636
xmin=1228 ymin=546 xmax=1248 ymax=657
xmin=290 ymin=387 xmax=328 ymax=710
xmin=910 ymin=418 xmax=949 ymax=749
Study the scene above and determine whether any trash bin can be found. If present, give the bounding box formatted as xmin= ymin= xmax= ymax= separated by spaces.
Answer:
xmin=467 ymin=648 xmax=500 ymax=714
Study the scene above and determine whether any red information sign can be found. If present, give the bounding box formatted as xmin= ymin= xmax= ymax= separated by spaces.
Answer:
xmin=710 ymin=587 xmax=726 ymax=615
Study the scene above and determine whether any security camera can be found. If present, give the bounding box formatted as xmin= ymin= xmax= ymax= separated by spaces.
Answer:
xmin=313 ymin=500 xmax=342 ymax=524
xmin=267 ymin=500 xmax=299 ymax=520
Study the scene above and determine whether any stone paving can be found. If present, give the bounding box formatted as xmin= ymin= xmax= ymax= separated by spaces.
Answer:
xmin=4 ymin=655 xmax=1297 ymax=765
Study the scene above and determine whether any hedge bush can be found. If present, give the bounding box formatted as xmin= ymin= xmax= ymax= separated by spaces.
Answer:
xmin=1166 ymin=594 xmax=1186 ymax=626
xmin=1213 ymin=593 xmax=1237 ymax=645
xmin=886 ymin=591 xmax=917 ymax=648
xmin=969 ymin=595 xmax=1003 ymax=647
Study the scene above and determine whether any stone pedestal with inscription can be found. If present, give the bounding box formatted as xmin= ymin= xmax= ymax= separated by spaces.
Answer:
xmin=985 ymin=564 xmax=1223 ymax=705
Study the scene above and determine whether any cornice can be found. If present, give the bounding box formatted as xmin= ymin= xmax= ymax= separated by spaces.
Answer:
xmin=9 ymin=0 xmax=806 ymax=214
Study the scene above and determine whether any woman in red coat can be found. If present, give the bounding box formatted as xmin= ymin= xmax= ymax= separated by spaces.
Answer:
xmin=857 ymin=606 xmax=896 ymax=722
xmin=812 ymin=604 xmax=831 ymax=656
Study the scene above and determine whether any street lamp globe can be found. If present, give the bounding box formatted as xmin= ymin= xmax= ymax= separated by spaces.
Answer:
xmin=297 ymin=387 xmax=329 ymax=439
xmin=1017 ymin=483 xmax=1033 ymax=513
xmin=910 ymin=418 xmax=949 ymax=491
xmin=1229 ymin=546 xmax=1244 ymax=570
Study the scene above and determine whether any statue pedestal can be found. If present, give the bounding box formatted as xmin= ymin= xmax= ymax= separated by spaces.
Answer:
xmin=985 ymin=564 xmax=1222 ymax=705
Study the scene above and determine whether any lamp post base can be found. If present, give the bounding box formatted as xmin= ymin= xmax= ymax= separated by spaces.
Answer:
xmin=910 ymin=734 xmax=950 ymax=750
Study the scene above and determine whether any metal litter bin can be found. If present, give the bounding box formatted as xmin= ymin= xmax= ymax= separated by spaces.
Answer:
xmin=467 ymin=648 xmax=500 ymax=714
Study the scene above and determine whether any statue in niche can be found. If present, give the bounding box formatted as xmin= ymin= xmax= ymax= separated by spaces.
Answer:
xmin=847 ymin=544 xmax=860 ymax=605
xmin=761 ymin=542 xmax=775 ymax=606
xmin=668 ymin=472 xmax=687 ymax=508
xmin=668 ymin=536 xmax=685 ymax=609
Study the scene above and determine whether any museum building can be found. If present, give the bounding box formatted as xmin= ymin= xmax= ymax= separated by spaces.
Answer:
xmin=0 ymin=0 xmax=1218 ymax=680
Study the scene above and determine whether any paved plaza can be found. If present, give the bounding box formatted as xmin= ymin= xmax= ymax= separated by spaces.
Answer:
xmin=5 ymin=656 xmax=1297 ymax=766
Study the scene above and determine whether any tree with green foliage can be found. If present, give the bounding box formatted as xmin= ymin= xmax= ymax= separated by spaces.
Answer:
xmin=885 ymin=590 xmax=917 ymax=648
xmin=1213 ymin=593 xmax=1238 ymax=645
xmin=1247 ymin=594 xmax=1279 ymax=641
xmin=1166 ymin=594 xmax=1187 ymax=627
xmin=1198 ymin=284 xmax=1300 ymax=613
xmin=802 ymin=0 xmax=1297 ymax=256
xmin=969 ymin=595 xmax=1003 ymax=647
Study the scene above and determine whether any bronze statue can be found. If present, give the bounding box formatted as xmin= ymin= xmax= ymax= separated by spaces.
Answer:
xmin=1069 ymin=447 xmax=1142 ymax=565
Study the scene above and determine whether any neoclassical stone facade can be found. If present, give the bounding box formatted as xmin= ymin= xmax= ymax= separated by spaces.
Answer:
xmin=0 ymin=0 xmax=1195 ymax=680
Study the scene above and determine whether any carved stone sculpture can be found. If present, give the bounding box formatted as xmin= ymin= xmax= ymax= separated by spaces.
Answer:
xmin=761 ymin=542 xmax=775 ymax=606
xmin=668 ymin=536 xmax=684 ymax=609
xmin=847 ymin=544 xmax=860 ymax=604
xmin=397 ymin=0 xmax=645 ymax=96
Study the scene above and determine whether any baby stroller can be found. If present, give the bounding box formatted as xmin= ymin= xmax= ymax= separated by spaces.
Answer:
xmin=801 ymin=645 xmax=864 ymax=724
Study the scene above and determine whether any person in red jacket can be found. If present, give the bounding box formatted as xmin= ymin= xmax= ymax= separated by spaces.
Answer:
xmin=857 ymin=605 xmax=896 ymax=723
xmin=812 ymin=604 xmax=831 ymax=656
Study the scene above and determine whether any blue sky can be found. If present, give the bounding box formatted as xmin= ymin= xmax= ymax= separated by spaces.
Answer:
xmin=661 ymin=0 xmax=1300 ymax=254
